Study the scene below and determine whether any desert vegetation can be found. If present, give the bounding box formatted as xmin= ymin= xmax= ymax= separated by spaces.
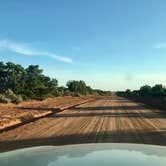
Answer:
xmin=0 ymin=66 xmax=166 ymax=151
xmin=0 ymin=61 xmax=111 ymax=103
xmin=117 ymin=84 xmax=166 ymax=97
xmin=117 ymin=84 xmax=166 ymax=110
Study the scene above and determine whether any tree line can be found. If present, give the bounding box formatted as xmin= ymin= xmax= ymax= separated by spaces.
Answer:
xmin=0 ymin=61 xmax=111 ymax=103
xmin=117 ymin=84 xmax=166 ymax=97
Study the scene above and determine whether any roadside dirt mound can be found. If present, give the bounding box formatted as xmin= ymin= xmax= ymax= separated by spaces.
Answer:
xmin=0 ymin=96 xmax=97 ymax=131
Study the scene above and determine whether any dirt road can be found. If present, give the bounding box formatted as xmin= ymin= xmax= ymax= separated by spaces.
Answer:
xmin=0 ymin=96 xmax=166 ymax=152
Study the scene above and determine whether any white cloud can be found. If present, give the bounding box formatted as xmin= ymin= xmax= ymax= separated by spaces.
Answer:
xmin=0 ymin=39 xmax=73 ymax=63
xmin=155 ymin=43 xmax=166 ymax=49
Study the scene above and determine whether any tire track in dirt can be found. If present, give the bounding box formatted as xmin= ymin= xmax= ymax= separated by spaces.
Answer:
xmin=0 ymin=96 xmax=166 ymax=152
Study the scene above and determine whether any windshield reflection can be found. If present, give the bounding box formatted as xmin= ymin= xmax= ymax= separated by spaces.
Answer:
xmin=0 ymin=144 xmax=166 ymax=166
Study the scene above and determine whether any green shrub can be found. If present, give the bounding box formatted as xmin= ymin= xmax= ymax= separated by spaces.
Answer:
xmin=5 ymin=89 xmax=17 ymax=100
xmin=0 ymin=94 xmax=11 ymax=103
xmin=13 ymin=95 xmax=23 ymax=104
xmin=21 ymin=94 xmax=28 ymax=101
xmin=4 ymin=89 xmax=23 ymax=104
xmin=63 ymin=90 xmax=73 ymax=96
xmin=72 ymin=92 xmax=82 ymax=97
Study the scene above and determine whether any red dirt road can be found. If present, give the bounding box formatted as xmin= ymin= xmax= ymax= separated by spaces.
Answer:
xmin=0 ymin=96 xmax=166 ymax=152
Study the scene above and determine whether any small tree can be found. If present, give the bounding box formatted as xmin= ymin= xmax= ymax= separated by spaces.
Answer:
xmin=140 ymin=85 xmax=152 ymax=96
xmin=151 ymin=84 xmax=166 ymax=96
xmin=66 ymin=80 xmax=87 ymax=95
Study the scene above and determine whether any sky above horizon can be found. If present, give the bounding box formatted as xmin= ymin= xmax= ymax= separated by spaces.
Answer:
xmin=0 ymin=0 xmax=166 ymax=91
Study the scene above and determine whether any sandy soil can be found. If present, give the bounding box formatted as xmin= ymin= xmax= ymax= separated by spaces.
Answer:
xmin=0 ymin=96 xmax=166 ymax=152
xmin=0 ymin=96 xmax=96 ymax=131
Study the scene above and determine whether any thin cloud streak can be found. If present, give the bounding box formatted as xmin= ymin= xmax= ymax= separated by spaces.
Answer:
xmin=0 ymin=39 xmax=73 ymax=63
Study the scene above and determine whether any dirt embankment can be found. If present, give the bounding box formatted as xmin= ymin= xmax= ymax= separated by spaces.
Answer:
xmin=0 ymin=96 xmax=97 ymax=131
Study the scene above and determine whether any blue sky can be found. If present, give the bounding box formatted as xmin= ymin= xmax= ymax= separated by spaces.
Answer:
xmin=0 ymin=0 xmax=166 ymax=91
